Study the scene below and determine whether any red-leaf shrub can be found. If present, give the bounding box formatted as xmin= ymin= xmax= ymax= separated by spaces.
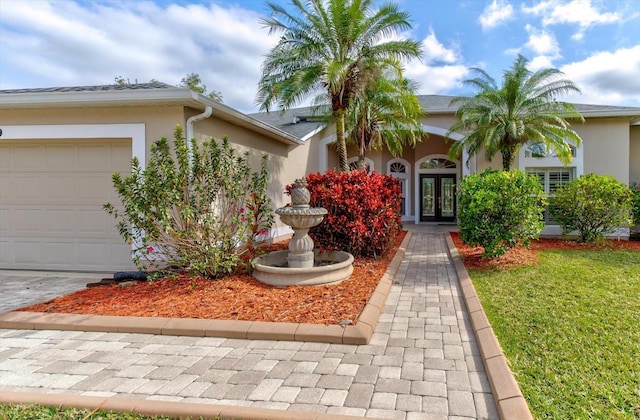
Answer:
xmin=288 ymin=170 xmax=402 ymax=258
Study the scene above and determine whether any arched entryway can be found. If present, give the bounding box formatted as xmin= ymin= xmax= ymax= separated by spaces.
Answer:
xmin=415 ymin=155 xmax=459 ymax=223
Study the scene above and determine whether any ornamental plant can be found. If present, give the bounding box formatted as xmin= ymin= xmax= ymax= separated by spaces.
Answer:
xmin=104 ymin=126 xmax=274 ymax=278
xmin=292 ymin=170 xmax=402 ymax=258
xmin=458 ymin=169 xmax=547 ymax=258
xmin=551 ymin=174 xmax=633 ymax=243
xmin=631 ymin=182 xmax=640 ymax=225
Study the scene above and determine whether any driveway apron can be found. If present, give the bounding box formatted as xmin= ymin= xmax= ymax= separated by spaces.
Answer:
xmin=0 ymin=232 xmax=498 ymax=419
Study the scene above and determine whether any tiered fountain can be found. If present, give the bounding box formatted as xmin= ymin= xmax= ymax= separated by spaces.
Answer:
xmin=252 ymin=179 xmax=354 ymax=287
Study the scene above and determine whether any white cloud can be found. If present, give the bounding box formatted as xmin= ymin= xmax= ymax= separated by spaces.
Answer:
xmin=524 ymin=27 xmax=559 ymax=57
xmin=560 ymin=45 xmax=640 ymax=106
xmin=479 ymin=0 xmax=514 ymax=30
xmin=0 ymin=1 xmax=279 ymax=112
xmin=421 ymin=30 xmax=459 ymax=64
xmin=405 ymin=60 xmax=470 ymax=94
xmin=523 ymin=0 xmax=621 ymax=39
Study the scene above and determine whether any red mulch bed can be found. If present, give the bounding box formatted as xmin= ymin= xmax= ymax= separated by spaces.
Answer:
xmin=451 ymin=231 xmax=640 ymax=271
xmin=19 ymin=232 xmax=406 ymax=325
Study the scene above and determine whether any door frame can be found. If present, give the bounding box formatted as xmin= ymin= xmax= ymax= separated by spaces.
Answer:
xmin=419 ymin=174 xmax=457 ymax=222
xmin=414 ymin=154 xmax=460 ymax=224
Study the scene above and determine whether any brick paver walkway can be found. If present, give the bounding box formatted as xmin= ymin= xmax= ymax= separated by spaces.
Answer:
xmin=0 ymin=233 xmax=498 ymax=419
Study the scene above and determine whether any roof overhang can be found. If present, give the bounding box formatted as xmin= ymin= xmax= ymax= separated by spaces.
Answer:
xmin=0 ymin=87 xmax=303 ymax=146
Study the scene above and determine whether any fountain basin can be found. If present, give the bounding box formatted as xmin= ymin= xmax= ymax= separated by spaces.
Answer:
xmin=252 ymin=250 xmax=354 ymax=287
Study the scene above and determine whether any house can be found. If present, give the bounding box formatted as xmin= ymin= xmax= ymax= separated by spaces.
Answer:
xmin=1 ymin=83 xmax=638 ymax=272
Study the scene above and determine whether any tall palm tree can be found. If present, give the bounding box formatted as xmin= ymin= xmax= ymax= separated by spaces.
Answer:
xmin=448 ymin=55 xmax=584 ymax=171
xmin=346 ymin=62 xmax=425 ymax=171
xmin=256 ymin=0 xmax=422 ymax=172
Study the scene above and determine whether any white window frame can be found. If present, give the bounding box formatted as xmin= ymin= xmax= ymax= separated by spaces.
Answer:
xmin=387 ymin=158 xmax=411 ymax=220
xmin=519 ymin=140 xmax=583 ymax=177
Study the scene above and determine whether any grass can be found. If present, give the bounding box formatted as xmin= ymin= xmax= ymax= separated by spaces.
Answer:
xmin=0 ymin=403 xmax=217 ymax=419
xmin=469 ymin=249 xmax=640 ymax=419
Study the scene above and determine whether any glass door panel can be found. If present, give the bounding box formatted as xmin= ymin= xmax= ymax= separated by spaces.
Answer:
xmin=421 ymin=177 xmax=435 ymax=217
xmin=420 ymin=174 xmax=456 ymax=222
xmin=440 ymin=177 xmax=455 ymax=218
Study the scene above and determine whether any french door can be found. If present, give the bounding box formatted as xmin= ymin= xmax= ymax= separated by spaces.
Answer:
xmin=420 ymin=174 xmax=456 ymax=222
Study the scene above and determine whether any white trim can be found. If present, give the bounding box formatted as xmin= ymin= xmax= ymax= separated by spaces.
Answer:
xmin=414 ymin=154 xmax=460 ymax=224
xmin=301 ymin=125 xmax=326 ymax=142
xmin=1 ymin=123 xmax=146 ymax=168
xmin=387 ymin=158 xmax=412 ymax=220
xmin=422 ymin=124 xmax=465 ymax=141
xmin=0 ymin=123 xmax=146 ymax=259
xmin=518 ymin=140 xmax=584 ymax=177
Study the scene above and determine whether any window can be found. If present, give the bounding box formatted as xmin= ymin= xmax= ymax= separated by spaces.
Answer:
xmin=390 ymin=162 xmax=406 ymax=173
xmin=524 ymin=143 xmax=577 ymax=158
xmin=419 ymin=158 xmax=456 ymax=169
xmin=348 ymin=157 xmax=373 ymax=173
xmin=527 ymin=167 xmax=574 ymax=224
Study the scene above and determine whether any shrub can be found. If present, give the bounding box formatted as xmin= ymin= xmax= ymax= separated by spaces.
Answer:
xmin=631 ymin=182 xmax=640 ymax=225
xmin=293 ymin=170 xmax=402 ymax=258
xmin=458 ymin=169 xmax=547 ymax=258
xmin=551 ymin=174 xmax=633 ymax=243
xmin=104 ymin=126 xmax=274 ymax=278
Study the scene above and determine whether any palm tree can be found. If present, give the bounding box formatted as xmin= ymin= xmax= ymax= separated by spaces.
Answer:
xmin=346 ymin=62 xmax=425 ymax=171
xmin=256 ymin=0 xmax=422 ymax=172
xmin=448 ymin=55 xmax=584 ymax=171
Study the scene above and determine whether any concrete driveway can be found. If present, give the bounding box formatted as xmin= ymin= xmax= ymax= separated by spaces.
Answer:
xmin=0 ymin=270 xmax=105 ymax=313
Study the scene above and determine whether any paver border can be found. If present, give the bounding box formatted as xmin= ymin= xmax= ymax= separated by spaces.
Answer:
xmin=0 ymin=390 xmax=373 ymax=420
xmin=0 ymin=231 xmax=412 ymax=345
xmin=443 ymin=233 xmax=534 ymax=420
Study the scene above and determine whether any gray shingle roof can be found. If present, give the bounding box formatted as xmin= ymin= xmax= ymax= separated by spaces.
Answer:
xmin=0 ymin=82 xmax=175 ymax=94
xmin=3 ymin=83 xmax=638 ymax=139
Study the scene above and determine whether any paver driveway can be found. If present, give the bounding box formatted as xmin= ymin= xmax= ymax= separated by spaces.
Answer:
xmin=0 ymin=231 xmax=499 ymax=419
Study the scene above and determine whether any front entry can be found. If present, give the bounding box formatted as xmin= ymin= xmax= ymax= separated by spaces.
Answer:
xmin=420 ymin=174 xmax=456 ymax=222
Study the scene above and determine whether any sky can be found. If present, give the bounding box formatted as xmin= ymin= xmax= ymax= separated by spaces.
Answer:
xmin=1 ymin=0 xmax=639 ymax=113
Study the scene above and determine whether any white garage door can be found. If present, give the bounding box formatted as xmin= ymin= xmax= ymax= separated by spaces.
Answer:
xmin=0 ymin=138 xmax=135 ymax=271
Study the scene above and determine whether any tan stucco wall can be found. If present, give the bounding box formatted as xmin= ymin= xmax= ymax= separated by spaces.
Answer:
xmin=0 ymin=105 xmax=319 ymax=235
xmin=0 ymin=106 xmax=182 ymax=157
xmin=630 ymin=125 xmax=640 ymax=184
xmin=192 ymin=115 xmax=316 ymax=211
xmin=579 ymin=118 xmax=630 ymax=184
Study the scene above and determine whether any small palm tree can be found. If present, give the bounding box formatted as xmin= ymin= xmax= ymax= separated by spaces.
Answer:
xmin=256 ymin=0 xmax=422 ymax=172
xmin=347 ymin=62 xmax=425 ymax=171
xmin=448 ymin=55 xmax=584 ymax=171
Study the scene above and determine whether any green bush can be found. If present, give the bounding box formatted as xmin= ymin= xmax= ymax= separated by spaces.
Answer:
xmin=631 ymin=182 xmax=640 ymax=225
xmin=458 ymin=169 xmax=547 ymax=258
xmin=551 ymin=174 xmax=633 ymax=243
xmin=104 ymin=126 xmax=274 ymax=278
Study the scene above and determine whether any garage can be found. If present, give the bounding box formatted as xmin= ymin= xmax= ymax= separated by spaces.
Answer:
xmin=0 ymin=138 xmax=135 ymax=271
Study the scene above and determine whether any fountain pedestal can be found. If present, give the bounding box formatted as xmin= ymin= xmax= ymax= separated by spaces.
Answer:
xmin=252 ymin=179 xmax=354 ymax=287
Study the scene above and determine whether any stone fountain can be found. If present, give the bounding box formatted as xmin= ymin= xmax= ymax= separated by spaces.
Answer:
xmin=252 ymin=179 xmax=354 ymax=287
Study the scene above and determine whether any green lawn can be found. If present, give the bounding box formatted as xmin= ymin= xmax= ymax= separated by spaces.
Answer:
xmin=469 ymin=249 xmax=640 ymax=419
xmin=0 ymin=404 xmax=216 ymax=420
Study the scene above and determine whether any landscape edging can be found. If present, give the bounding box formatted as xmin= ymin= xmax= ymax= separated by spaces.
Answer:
xmin=0 ymin=231 xmax=412 ymax=345
xmin=444 ymin=233 xmax=534 ymax=420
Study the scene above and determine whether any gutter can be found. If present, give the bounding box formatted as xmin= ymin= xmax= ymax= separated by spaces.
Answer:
xmin=186 ymin=105 xmax=213 ymax=143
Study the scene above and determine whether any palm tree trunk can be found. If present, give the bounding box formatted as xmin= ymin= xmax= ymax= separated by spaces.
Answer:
xmin=501 ymin=147 xmax=513 ymax=171
xmin=334 ymin=110 xmax=349 ymax=172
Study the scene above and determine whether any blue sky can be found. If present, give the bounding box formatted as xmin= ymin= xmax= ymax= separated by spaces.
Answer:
xmin=1 ymin=0 xmax=639 ymax=112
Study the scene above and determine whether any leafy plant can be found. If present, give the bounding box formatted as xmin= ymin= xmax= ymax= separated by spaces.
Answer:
xmin=631 ymin=182 xmax=640 ymax=225
xmin=448 ymin=54 xmax=584 ymax=171
xmin=551 ymin=174 xmax=633 ymax=243
xmin=293 ymin=170 xmax=403 ymax=258
xmin=458 ymin=169 xmax=547 ymax=257
xmin=104 ymin=126 xmax=273 ymax=278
